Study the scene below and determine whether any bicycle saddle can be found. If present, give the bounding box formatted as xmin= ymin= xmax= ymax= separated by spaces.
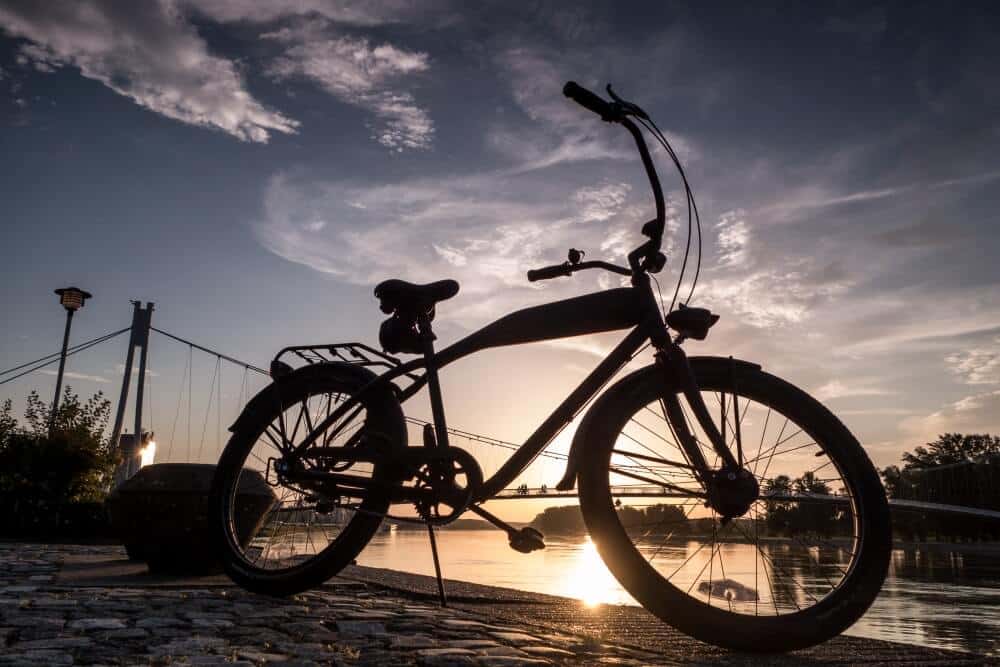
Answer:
xmin=374 ymin=279 xmax=460 ymax=315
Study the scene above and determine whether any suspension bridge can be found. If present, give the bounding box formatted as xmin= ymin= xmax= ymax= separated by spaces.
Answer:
xmin=3 ymin=298 xmax=999 ymax=524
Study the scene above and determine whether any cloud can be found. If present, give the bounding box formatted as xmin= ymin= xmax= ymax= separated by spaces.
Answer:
xmin=715 ymin=209 xmax=749 ymax=267
xmin=186 ymin=0 xmax=434 ymax=27
xmin=572 ymin=182 xmax=631 ymax=223
xmin=253 ymin=168 xmax=652 ymax=327
xmin=697 ymin=263 xmax=851 ymax=329
xmin=37 ymin=369 xmax=109 ymax=384
xmin=114 ymin=364 xmax=160 ymax=378
xmin=262 ymin=22 xmax=433 ymax=150
xmin=945 ymin=339 xmax=1000 ymax=385
xmin=0 ymin=1 xmax=299 ymax=143
xmin=763 ymin=170 xmax=1000 ymax=218
xmin=813 ymin=380 xmax=891 ymax=401
xmin=901 ymin=390 xmax=1000 ymax=440
xmin=491 ymin=47 xmax=637 ymax=171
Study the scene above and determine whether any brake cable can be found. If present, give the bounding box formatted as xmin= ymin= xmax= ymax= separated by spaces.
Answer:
xmin=606 ymin=84 xmax=703 ymax=310
xmin=634 ymin=114 xmax=703 ymax=311
xmin=646 ymin=116 xmax=703 ymax=306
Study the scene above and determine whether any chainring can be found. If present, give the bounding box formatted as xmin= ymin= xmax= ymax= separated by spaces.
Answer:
xmin=411 ymin=447 xmax=483 ymax=525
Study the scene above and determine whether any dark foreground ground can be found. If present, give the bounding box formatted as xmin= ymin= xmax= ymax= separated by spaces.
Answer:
xmin=0 ymin=542 xmax=987 ymax=666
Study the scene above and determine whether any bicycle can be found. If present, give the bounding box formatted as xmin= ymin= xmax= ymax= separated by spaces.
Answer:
xmin=209 ymin=81 xmax=891 ymax=652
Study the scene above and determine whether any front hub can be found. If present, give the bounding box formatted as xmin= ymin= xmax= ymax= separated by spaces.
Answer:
xmin=706 ymin=466 xmax=759 ymax=519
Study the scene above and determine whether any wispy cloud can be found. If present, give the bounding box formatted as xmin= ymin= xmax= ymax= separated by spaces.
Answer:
xmin=491 ymin=47 xmax=638 ymax=172
xmin=763 ymin=170 xmax=1000 ymax=216
xmin=945 ymin=339 xmax=1000 ymax=385
xmin=37 ymin=369 xmax=109 ymax=384
xmin=262 ymin=21 xmax=433 ymax=150
xmin=0 ymin=1 xmax=299 ymax=143
xmin=814 ymin=380 xmax=891 ymax=401
xmin=901 ymin=389 xmax=1000 ymax=440
xmin=572 ymin=182 xmax=631 ymax=223
xmin=253 ymin=168 xmax=652 ymax=327
xmin=113 ymin=364 xmax=160 ymax=378
xmin=715 ymin=209 xmax=749 ymax=267
xmin=187 ymin=0 xmax=435 ymax=27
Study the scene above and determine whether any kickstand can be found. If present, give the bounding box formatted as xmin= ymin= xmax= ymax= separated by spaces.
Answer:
xmin=426 ymin=522 xmax=447 ymax=608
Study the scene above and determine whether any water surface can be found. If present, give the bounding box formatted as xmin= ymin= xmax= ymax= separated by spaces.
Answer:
xmin=357 ymin=529 xmax=1000 ymax=656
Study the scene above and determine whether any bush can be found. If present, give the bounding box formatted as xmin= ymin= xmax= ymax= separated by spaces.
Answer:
xmin=0 ymin=388 xmax=116 ymax=537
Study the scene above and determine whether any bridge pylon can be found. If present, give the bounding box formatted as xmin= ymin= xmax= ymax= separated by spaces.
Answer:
xmin=109 ymin=301 xmax=154 ymax=488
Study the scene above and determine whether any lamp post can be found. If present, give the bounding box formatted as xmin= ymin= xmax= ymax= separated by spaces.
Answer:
xmin=50 ymin=286 xmax=92 ymax=434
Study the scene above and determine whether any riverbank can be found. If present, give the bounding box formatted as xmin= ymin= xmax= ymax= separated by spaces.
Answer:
xmin=0 ymin=542 xmax=988 ymax=665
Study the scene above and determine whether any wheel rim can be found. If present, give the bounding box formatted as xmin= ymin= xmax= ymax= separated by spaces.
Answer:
xmin=599 ymin=377 xmax=863 ymax=618
xmin=223 ymin=383 xmax=382 ymax=573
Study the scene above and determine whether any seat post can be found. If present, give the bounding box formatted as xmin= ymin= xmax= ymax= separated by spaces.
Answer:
xmin=417 ymin=314 xmax=449 ymax=448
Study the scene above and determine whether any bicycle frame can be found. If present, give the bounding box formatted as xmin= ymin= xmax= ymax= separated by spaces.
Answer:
xmin=266 ymin=87 xmax=742 ymax=506
xmin=279 ymin=274 xmax=737 ymax=505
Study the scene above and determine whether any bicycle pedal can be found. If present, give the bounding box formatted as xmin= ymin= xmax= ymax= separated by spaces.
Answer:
xmin=508 ymin=527 xmax=545 ymax=553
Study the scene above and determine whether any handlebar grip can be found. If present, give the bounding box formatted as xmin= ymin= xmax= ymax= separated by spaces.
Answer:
xmin=563 ymin=81 xmax=615 ymax=120
xmin=527 ymin=264 xmax=572 ymax=282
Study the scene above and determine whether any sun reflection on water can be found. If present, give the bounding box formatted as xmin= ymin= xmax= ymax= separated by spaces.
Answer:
xmin=565 ymin=536 xmax=627 ymax=607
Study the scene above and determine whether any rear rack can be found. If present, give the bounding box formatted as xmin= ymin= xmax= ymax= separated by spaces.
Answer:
xmin=271 ymin=342 xmax=421 ymax=382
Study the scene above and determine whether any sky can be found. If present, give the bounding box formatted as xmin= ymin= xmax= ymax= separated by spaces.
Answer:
xmin=1 ymin=1 xmax=999 ymax=521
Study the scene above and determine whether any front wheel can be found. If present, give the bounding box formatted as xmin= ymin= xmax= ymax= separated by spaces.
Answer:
xmin=577 ymin=357 xmax=890 ymax=652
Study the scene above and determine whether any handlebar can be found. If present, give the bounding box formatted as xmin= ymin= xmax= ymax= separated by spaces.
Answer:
xmin=563 ymin=81 xmax=618 ymax=121
xmin=527 ymin=260 xmax=632 ymax=282
xmin=562 ymin=81 xmax=666 ymax=272
xmin=527 ymin=264 xmax=572 ymax=282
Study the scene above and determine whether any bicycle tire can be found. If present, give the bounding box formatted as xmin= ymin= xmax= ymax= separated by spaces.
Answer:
xmin=577 ymin=357 xmax=890 ymax=652
xmin=209 ymin=363 xmax=406 ymax=597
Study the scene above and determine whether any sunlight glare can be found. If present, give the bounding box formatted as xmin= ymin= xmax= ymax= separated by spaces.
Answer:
xmin=139 ymin=441 xmax=156 ymax=468
xmin=572 ymin=536 xmax=624 ymax=607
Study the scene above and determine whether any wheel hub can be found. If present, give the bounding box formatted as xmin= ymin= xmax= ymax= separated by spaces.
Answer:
xmin=706 ymin=466 xmax=759 ymax=519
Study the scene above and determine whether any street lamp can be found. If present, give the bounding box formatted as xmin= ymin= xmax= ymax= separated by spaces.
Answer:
xmin=50 ymin=286 xmax=92 ymax=434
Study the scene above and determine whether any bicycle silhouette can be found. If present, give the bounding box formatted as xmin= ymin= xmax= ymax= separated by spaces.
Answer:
xmin=210 ymin=82 xmax=890 ymax=652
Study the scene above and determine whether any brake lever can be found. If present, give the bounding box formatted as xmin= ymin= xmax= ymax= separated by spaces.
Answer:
xmin=607 ymin=84 xmax=650 ymax=120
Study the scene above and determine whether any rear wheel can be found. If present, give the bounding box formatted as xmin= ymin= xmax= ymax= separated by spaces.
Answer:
xmin=209 ymin=364 xmax=405 ymax=597
xmin=578 ymin=358 xmax=890 ymax=652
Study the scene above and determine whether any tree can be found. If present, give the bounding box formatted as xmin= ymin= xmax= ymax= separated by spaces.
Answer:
xmin=763 ymin=475 xmax=794 ymax=535
xmin=762 ymin=473 xmax=842 ymax=537
xmin=529 ymin=503 xmax=690 ymax=536
xmin=0 ymin=387 xmax=114 ymax=535
xmin=531 ymin=505 xmax=586 ymax=534
xmin=792 ymin=471 xmax=837 ymax=536
xmin=880 ymin=433 xmax=1000 ymax=542
xmin=901 ymin=433 xmax=1000 ymax=469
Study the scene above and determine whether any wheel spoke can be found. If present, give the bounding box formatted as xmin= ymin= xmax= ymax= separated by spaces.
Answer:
xmin=223 ymin=379 xmax=382 ymax=576
xmin=593 ymin=374 xmax=872 ymax=624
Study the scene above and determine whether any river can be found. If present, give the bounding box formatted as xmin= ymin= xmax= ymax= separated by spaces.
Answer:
xmin=357 ymin=529 xmax=1000 ymax=656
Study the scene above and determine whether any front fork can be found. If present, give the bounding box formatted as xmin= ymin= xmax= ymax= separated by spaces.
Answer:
xmin=656 ymin=342 xmax=740 ymax=488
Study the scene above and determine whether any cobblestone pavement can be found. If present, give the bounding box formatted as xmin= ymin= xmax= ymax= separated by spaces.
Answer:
xmin=0 ymin=543 xmax=986 ymax=666
xmin=0 ymin=543 xmax=673 ymax=666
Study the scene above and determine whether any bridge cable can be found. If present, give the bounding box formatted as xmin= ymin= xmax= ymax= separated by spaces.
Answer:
xmin=164 ymin=345 xmax=191 ymax=463
xmin=0 ymin=327 xmax=130 ymax=386
xmin=196 ymin=356 xmax=221 ymax=463
xmin=151 ymin=327 xmax=268 ymax=376
xmin=403 ymin=416 xmax=568 ymax=462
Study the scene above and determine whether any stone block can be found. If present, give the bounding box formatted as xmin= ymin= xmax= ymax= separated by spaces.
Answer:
xmin=106 ymin=463 xmax=274 ymax=575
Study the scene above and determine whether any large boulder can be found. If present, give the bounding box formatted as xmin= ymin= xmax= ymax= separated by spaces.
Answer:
xmin=106 ymin=463 xmax=275 ymax=575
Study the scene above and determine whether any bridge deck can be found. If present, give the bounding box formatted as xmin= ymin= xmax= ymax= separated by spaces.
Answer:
xmin=494 ymin=486 xmax=1000 ymax=520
